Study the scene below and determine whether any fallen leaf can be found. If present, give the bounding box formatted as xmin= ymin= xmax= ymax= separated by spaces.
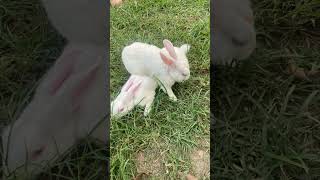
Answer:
xmin=133 ymin=173 xmax=149 ymax=180
xmin=110 ymin=0 xmax=123 ymax=7
xmin=286 ymin=60 xmax=320 ymax=81
xmin=307 ymin=69 xmax=320 ymax=76
xmin=190 ymin=149 xmax=210 ymax=178
xmin=178 ymin=171 xmax=199 ymax=180
xmin=186 ymin=174 xmax=198 ymax=180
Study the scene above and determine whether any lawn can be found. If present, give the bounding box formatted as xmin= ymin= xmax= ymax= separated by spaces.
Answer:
xmin=110 ymin=0 xmax=210 ymax=179
xmin=213 ymin=0 xmax=320 ymax=179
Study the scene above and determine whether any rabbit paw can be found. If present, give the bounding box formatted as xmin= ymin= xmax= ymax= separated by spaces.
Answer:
xmin=212 ymin=0 xmax=256 ymax=65
xmin=160 ymin=86 xmax=166 ymax=92
xmin=143 ymin=104 xmax=152 ymax=116
xmin=169 ymin=94 xmax=177 ymax=102
xmin=144 ymin=109 xmax=150 ymax=116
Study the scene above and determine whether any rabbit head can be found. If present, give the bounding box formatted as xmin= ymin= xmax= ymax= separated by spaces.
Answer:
xmin=159 ymin=39 xmax=191 ymax=82
xmin=111 ymin=76 xmax=143 ymax=118
xmin=1 ymin=45 xmax=102 ymax=178
xmin=212 ymin=0 xmax=256 ymax=64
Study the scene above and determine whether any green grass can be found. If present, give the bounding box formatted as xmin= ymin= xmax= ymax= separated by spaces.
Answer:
xmin=110 ymin=0 xmax=210 ymax=179
xmin=0 ymin=0 xmax=64 ymax=126
xmin=213 ymin=0 xmax=320 ymax=179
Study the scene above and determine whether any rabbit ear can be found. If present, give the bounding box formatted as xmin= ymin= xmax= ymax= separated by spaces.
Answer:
xmin=124 ymin=81 xmax=142 ymax=103
xmin=70 ymin=60 xmax=101 ymax=111
xmin=48 ymin=48 xmax=80 ymax=95
xmin=121 ymin=76 xmax=135 ymax=92
xmin=127 ymin=80 xmax=142 ymax=96
xmin=163 ymin=39 xmax=177 ymax=59
xmin=160 ymin=51 xmax=174 ymax=66
xmin=180 ymin=44 xmax=190 ymax=54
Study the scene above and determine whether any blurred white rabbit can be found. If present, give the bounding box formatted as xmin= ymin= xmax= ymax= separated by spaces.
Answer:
xmin=111 ymin=75 xmax=158 ymax=118
xmin=212 ymin=0 xmax=256 ymax=64
xmin=122 ymin=39 xmax=191 ymax=101
xmin=41 ymin=0 xmax=107 ymax=45
xmin=1 ymin=43 xmax=108 ymax=178
xmin=41 ymin=0 xmax=255 ymax=63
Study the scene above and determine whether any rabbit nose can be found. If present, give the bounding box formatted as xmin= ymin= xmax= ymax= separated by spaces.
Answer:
xmin=182 ymin=72 xmax=189 ymax=76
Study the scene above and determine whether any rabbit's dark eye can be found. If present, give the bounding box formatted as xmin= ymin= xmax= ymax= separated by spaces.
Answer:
xmin=31 ymin=146 xmax=45 ymax=160
xmin=119 ymin=107 xmax=124 ymax=112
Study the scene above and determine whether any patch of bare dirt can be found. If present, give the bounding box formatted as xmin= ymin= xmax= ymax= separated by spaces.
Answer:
xmin=189 ymin=138 xmax=210 ymax=179
xmin=135 ymin=148 xmax=166 ymax=178
xmin=134 ymin=138 xmax=210 ymax=179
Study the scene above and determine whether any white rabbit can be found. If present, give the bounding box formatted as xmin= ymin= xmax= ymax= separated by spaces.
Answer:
xmin=1 ymin=43 xmax=109 ymax=178
xmin=122 ymin=39 xmax=190 ymax=101
xmin=212 ymin=0 xmax=256 ymax=64
xmin=111 ymin=75 xmax=158 ymax=118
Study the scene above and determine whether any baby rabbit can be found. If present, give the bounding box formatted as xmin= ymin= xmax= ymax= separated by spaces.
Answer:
xmin=111 ymin=75 xmax=158 ymax=118
xmin=212 ymin=0 xmax=256 ymax=64
xmin=122 ymin=39 xmax=190 ymax=101
xmin=2 ymin=43 xmax=108 ymax=178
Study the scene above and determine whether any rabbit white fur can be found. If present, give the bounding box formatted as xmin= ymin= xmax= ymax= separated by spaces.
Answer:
xmin=212 ymin=0 xmax=256 ymax=64
xmin=122 ymin=39 xmax=190 ymax=101
xmin=111 ymin=75 xmax=158 ymax=118
xmin=1 ymin=43 xmax=108 ymax=177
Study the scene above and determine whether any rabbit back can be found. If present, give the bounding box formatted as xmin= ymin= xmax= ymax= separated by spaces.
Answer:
xmin=122 ymin=42 xmax=167 ymax=77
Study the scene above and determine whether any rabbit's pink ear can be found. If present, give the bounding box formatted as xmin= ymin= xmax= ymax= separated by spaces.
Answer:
xmin=127 ymin=80 xmax=142 ymax=96
xmin=48 ymin=47 xmax=81 ymax=95
xmin=163 ymin=39 xmax=177 ymax=60
xmin=70 ymin=61 xmax=101 ymax=111
xmin=160 ymin=52 xmax=174 ymax=66
xmin=49 ymin=61 xmax=74 ymax=95
xmin=122 ymin=76 xmax=135 ymax=92
xmin=118 ymin=80 xmax=142 ymax=106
